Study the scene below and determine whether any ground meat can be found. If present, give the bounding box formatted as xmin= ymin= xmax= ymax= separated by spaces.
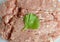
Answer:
xmin=0 ymin=0 xmax=60 ymax=42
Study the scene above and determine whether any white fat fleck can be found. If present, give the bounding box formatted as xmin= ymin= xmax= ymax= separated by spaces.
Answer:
xmin=49 ymin=9 xmax=54 ymax=12
xmin=48 ymin=37 xmax=54 ymax=42
xmin=45 ymin=11 xmax=49 ymax=14
xmin=52 ymin=0 xmax=54 ymax=1
xmin=25 ymin=37 xmax=31 ymax=42
xmin=38 ymin=31 xmax=41 ymax=34
xmin=46 ymin=25 xmax=50 ymax=28
xmin=38 ymin=14 xmax=45 ymax=20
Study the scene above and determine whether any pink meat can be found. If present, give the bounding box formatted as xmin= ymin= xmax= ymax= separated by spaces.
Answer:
xmin=0 ymin=0 xmax=60 ymax=42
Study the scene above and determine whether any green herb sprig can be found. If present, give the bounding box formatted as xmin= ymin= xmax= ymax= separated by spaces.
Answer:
xmin=23 ymin=13 xmax=40 ymax=30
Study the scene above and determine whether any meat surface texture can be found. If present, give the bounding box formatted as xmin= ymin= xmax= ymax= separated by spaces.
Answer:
xmin=0 ymin=0 xmax=60 ymax=42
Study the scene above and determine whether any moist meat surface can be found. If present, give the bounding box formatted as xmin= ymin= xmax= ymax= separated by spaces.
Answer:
xmin=0 ymin=0 xmax=60 ymax=42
